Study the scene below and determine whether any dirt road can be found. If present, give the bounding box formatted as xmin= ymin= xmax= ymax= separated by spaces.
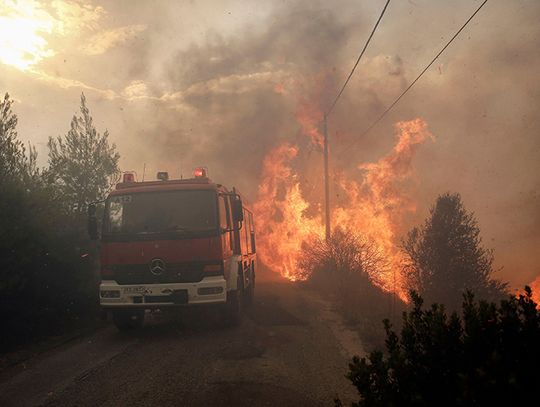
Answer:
xmin=0 ymin=275 xmax=365 ymax=406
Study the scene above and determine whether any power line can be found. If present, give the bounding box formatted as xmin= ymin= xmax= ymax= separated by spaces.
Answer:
xmin=357 ymin=0 xmax=489 ymax=139
xmin=326 ymin=0 xmax=391 ymax=117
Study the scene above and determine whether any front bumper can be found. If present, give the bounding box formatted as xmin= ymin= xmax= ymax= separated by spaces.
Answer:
xmin=99 ymin=276 xmax=227 ymax=308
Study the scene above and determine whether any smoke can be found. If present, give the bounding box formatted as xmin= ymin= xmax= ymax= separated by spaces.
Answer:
xmin=109 ymin=0 xmax=540 ymax=288
xmin=4 ymin=0 xmax=539 ymax=288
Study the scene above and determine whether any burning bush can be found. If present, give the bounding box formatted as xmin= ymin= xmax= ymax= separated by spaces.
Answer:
xmin=300 ymin=228 xmax=404 ymax=348
xmin=341 ymin=287 xmax=540 ymax=406
xmin=299 ymin=228 xmax=386 ymax=281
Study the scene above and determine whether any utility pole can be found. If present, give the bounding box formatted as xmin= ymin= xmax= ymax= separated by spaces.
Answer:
xmin=323 ymin=113 xmax=330 ymax=240
xmin=319 ymin=0 xmax=391 ymax=241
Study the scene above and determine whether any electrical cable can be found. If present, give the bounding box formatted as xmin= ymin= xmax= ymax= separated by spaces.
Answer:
xmin=358 ymin=0 xmax=489 ymax=139
xmin=326 ymin=0 xmax=391 ymax=117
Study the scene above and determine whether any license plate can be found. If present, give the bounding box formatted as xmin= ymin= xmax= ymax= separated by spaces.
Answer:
xmin=123 ymin=286 xmax=148 ymax=294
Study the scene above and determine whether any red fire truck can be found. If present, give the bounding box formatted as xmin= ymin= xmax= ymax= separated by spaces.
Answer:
xmin=87 ymin=168 xmax=256 ymax=330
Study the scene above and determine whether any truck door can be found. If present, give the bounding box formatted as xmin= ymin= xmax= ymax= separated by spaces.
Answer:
xmin=218 ymin=194 xmax=234 ymax=258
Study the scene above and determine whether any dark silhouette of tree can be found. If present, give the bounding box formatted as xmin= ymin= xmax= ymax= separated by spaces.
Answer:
xmin=0 ymin=92 xmax=102 ymax=350
xmin=402 ymin=192 xmax=506 ymax=310
xmin=0 ymin=93 xmax=37 ymax=183
xmin=47 ymin=93 xmax=120 ymax=213
xmin=341 ymin=288 xmax=540 ymax=406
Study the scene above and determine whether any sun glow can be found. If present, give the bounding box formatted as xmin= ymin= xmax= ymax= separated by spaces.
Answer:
xmin=0 ymin=0 xmax=56 ymax=71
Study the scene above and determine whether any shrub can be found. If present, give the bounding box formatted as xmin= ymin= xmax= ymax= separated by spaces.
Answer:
xmin=0 ymin=179 xmax=98 ymax=350
xmin=300 ymin=228 xmax=404 ymax=349
xmin=0 ymin=92 xmax=105 ymax=351
xmin=343 ymin=288 xmax=540 ymax=406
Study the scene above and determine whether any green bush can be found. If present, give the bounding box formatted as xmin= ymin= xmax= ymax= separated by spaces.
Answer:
xmin=342 ymin=288 xmax=540 ymax=406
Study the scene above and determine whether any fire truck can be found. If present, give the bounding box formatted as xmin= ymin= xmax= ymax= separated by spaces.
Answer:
xmin=87 ymin=168 xmax=256 ymax=330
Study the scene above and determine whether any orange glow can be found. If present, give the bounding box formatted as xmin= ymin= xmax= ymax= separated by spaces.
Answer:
xmin=253 ymin=102 xmax=432 ymax=298
xmin=334 ymin=118 xmax=433 ymax=293
xmin=295 ymin=99 xmax=324 ymax=147
xmin=253 ymin=144 xmax=324 ymax=280
xmin=274 ymin=83 xmax=286 ymax=94
xmin=530 ymin=276 xmax=540 ymax=305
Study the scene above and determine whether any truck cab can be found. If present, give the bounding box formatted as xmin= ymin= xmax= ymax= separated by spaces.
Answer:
xmin=88 ymin=169 xmax=256 ymax=330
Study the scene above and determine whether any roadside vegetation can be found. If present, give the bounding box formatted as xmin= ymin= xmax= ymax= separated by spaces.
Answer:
xmin=0 ymin=92 xmax=119 ymax=351
xmin=300 ymin=194 xmax=537 ymax=404
xmin=339 ymin=288 xmax=539 ymax=406
xmin=402 ymin=192 xmax=507 ymax=311
xmin=301 ymin=192 xmax=510 ymax=351
xmin=299 ymin=228 xmax=406 ymax=349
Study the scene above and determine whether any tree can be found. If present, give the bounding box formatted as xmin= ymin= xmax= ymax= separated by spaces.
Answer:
xmin=47 ymin=93 xmax=120 ymax=213
xmin=341 ymin=288 xmax=540 ymax=406
xmin=0 ymin=92 xmax=37 ymax=183
xmin=0 ymin=93 xmax=98 ymax=350
xmin=402 ymin=193 xmax=506 ymax=310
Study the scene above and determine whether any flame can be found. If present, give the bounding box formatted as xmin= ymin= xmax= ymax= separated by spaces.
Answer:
xmin=333 ymin=118 xmax=433 ymax=291
xmin=253 ymin=95 xmax=432 ymax=297
xmin=529 ymin=276 xmax=540 ymax=305
xmin=253 ymin=144 xmax=324 ymax=280
xmin=295 ymin=99 xmax=324 ymax=147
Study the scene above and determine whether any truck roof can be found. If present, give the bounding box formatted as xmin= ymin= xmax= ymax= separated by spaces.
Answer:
xmin=110 ymin=178 xmax=227 ymax=196
xmin=110 ymin=176 xmax=251 ymax=209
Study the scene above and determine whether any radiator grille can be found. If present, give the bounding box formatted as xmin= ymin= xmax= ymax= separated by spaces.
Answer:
xmin=110 ymin=262 xmax=220 ymax=285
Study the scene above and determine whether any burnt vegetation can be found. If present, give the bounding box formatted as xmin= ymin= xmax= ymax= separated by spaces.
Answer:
xmin=0 ymin=92 xmax=119 ymax=351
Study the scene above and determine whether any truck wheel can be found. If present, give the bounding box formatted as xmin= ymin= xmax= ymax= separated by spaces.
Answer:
xmin=113 ymin=310 xmax=144 ymax=331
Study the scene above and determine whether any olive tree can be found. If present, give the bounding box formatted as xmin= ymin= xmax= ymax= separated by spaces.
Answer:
xmin=0 ymin=93 xmax=37 ymax=183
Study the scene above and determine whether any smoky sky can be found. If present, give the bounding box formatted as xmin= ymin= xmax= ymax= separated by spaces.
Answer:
xmin=2 ymin=0 xmax=539 ymax=288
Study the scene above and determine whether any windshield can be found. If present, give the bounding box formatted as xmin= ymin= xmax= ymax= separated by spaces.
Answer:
xmin=104 ymin=190 xmax=218 ymax=236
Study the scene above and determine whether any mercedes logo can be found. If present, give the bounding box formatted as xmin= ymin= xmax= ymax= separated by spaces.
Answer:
xmin=150 ymin=258 xmax=166 ymax=275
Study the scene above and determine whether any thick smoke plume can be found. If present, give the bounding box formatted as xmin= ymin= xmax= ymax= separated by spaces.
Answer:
xmin=4 ymin=0 xmax=538 ymax=289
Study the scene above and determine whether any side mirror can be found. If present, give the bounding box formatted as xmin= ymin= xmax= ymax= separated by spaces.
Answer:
xmin=87 ymin=203 xmax=98 ymax=240
xmin=232 ymin=196 xmax=244 ymax=223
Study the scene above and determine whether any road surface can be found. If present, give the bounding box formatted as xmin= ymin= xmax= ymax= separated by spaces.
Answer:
xmin=0 ymin=274 xmax=365 ymax=406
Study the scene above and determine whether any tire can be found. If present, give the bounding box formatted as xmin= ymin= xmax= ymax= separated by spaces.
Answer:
xmin=113 ymin=310 xmax=144 ymax=331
